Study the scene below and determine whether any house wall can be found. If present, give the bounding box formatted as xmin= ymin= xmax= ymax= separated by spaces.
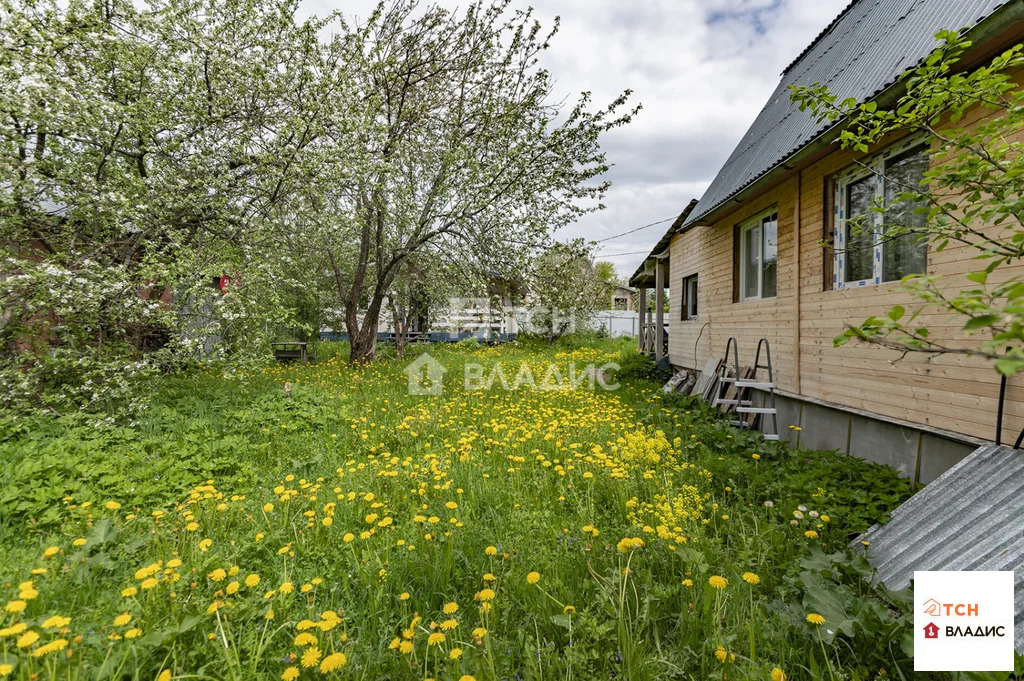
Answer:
xmin=666 ymin=86 xmax=1024 ymax=449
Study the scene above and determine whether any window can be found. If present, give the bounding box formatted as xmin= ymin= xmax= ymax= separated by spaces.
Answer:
xmin=681 ymin=274 xmax=698 ymax=320
xmin=834 ymin=138 xmax=929 ymax=288
xmin=737 ymin=208 xmax=778 ymax=301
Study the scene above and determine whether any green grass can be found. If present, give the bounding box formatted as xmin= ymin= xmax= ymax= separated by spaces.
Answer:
xmin=0 ymin=337 xmax=933 ymax=680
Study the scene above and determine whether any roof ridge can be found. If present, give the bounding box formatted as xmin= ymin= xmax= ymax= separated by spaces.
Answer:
xmin=781 ymin=0 xmax=863 ymax=76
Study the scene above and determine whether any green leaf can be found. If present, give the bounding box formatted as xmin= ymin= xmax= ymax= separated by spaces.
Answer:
xmin=995 ymin=357 xmax=1024 ymax=376
xmin=887 ymin=305 xmax=905 ymax=321
xmin=963 ymin=315 xmax=1000 ymax=331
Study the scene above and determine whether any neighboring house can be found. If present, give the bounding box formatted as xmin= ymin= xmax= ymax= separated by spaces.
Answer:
xmin=630 ymin=0 xmax=1024 ymax=484
xmin=610 ymin=285 xmax=635 ymax=311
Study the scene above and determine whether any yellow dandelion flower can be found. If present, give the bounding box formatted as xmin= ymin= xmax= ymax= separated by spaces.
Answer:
xmin=440 ymin=618 xmax=458 ymax=631
xmin=245 ymin=574 xmax=260 ymax=588
xmin=141 ymin=578 xmax=158 ymax=590
xmin=208 ymin=568 xmax=226 ymax=582
xmin=471 ymin=627 xmax=487 ymax=639
xmin=320 ymin=652 xmax=346 ymax=672
xmin=805 ymin=530 xmax=819 ymax=539
xmin=399 ymin=592 xmax=410 ymax=601
xmin=563 ymin=605 xmax=576 ymax=614
xmin=121 ymin=586 xmax=138 ymax=598
xmin=157 ymin=670 xmax=172 ymax=681
xmin=0 ymin=663 xmax=13 ymax=677
xmin=72 ymin=538 xmax=87 ymax=547
xmin=42 ymin=615 xmax=71 ymax=628
xmin=442 ymin=601 xmax=458 ymax=614
xmin=105 ymin=501 xmax=121 ymax=510
xmin=16 ymin=630 xmax=39 ymax=648
xmin=449 ymin=647 xmax=463 ymax=659
xmin=708 ymin=575 xmax=728 ymax=589
xmin=485 ymin=546 xmax=497 ymax=556
xmin=427 ymin=632 xmax=445 ymax=646
xmin=42 ymin=546 xmax=60 ymax=558
xmin=742 ymin=572 xmax=760 ymax=585
xmin=4 ymin=600 xmax=26 ymax=614
xmin=279 ymin=582 xmax=294 ymax=594
xmin=294 ymin=632 xmax=318 ymax=647
xmin=526 ymin=571 xmax=540 ymax=585
xmin=125 ymin=628 xmax=142 ymax=639
xmin=300 ymin=646 xmax=321 ymax=668
xmin=806 ymin=613 xmax=826 ymax=626
xmin=113 ymin=613 xmax=132 ymax=627
xmin=226 ymin=581 xmax=240 ymax=595
xmin=771 ymin=668 xmax=787 ymax=681
xmin=281 ymin=666 xmax=299 ymax=681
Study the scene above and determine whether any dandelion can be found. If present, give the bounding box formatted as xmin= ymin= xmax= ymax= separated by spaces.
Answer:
xmin=208 ymin=568 xmax=226 ymax=582
xmin=245 ymin=574 xmax=260 ymax=588
xmin=526 ymin=571 xmax=540 ymax=584
xmin=281 ymin=667 xmax=299 ymax=681
xmin=16 ymin=630 xmax=39 ymax=648
xmin=805 ymin=530 xmax=819 ymax=539
xmin=4 ymin=600 xmax=26 ymax=614
xmin=263 ymin=503 xmax=274 ymax=513
xmin=157 ymin=671 xmax=172 ymax=681
xmin=343 ymin=533 xmax=355 ymax=543
xmin=141 ymin=578 xmax=158 ymax=590
xmin=279 ymin=582 xmax=294 ymax=594
xmin=443 ymin=601 xmax=458 ymax=614
xmin=121 ymin=586 xmax=137 ymax=598
xmin=72 ymin=538 xmax=87 ymax=547
xmin=742 ymin=572 xmax=760 ymax=585
xmin=459 ymin=676 xmax=476 ymax=681
xmin=199 ymin=539 xmax=212 ymax=552
xmin=105 ymin=501 xmax=121 ymax=510
xmin=472 ymin=627 xmax=487 ymax=639
xmin=113 ymin=613 xmax=132 ymax=627
xmin=300 ymin=647 xmax=321 ymax=668
xmin=563 ymin=605 xmax=576 ymax=614
xmin=806 ymin=613 xmax=826 ymax=626
xmin=42 ymin=615 xmax=71 ymax=628
xmin=320 ymin=652 xmax=346 ymax=672
xmin=294 ymin=632 xmax=318 ymax=647
xmin=226 ymin=581 xmax=240 ymax=595
xmin=708 ymin=575 xmax=728 ymax=589
xmin=43 ymin=546 xmax=60 ymax=558
xmin=682 ymin=579 xmax=693 ymax=587
xmin=440 ymin=619 xmax=458 ymax=631
xmin=771 ymin=668 xmax=787 ymax=681
xmin=485 ymin=546 xmax=497 ymax=556
xmin=449 ymin=647 xmax=463 ymax=659
xmin=714 ymin=645 xmax=730 ymax=663
xmin=125 ymin=628 xmax=143 ymax=639
xmin=399 ymin=592 xmax=410 ymax=600
xmin=478 ymin=588 xmax=495 ymax=601
xmin=0 ymin=664 xmax=13 ymax=677
xmin=427 ymin=632 xmax=445 ymax=646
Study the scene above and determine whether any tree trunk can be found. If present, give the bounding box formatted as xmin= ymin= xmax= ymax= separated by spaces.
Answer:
xmin=349 ymin=323 xmax=377 ymax=363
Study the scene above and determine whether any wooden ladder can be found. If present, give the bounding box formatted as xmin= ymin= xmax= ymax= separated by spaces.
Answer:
xmin=712 ymin=337 xmax=780 ymax=441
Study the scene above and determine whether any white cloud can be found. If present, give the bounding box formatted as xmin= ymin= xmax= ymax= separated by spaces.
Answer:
xmin=299 ymin=0 xmax=850 ymax=279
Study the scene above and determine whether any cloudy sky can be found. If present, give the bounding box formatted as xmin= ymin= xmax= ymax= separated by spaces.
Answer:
xmin=301 ymin=0 xmax=851 ymax=280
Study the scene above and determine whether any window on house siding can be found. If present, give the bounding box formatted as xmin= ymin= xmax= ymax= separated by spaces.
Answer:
xmin=681 ymin=274 xmax=698 ymax=320
xmin=834 ymin=138 xmax=928 ymax=288
xmin=738 ymin=208 xmax=778 ymax=301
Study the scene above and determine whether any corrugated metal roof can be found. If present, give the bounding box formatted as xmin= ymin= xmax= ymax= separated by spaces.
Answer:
xmin=684 ymin=0 xmax=1009 ymax=228
xmin=857 ymin=443 xmax=1024 ymax=651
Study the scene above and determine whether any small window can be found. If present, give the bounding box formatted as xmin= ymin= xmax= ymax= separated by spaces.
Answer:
xmin=737 ymin=208 xmax=778 ymax=301
xmin=834 ymin=138 xmax=929 ymax=288
xmin=681 ymin=274 xmax=698 ymax=320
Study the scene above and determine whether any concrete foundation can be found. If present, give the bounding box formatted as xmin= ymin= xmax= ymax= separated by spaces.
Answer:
xmin=751 ymin=389 xmax=981 ymax=487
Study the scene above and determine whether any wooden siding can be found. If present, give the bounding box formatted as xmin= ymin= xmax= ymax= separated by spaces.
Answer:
xmin=666 ymin=85 xmax=1024 ymax=442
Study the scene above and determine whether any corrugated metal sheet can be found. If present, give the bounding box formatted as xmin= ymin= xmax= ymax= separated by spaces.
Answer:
xmin=684 ymin=0 xmax=1009 ymax=228
xmin=857 ymin=443 xmax=1024 ymax=651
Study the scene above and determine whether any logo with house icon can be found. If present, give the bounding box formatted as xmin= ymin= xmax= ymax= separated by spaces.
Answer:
xmin=404 ymin=353 xmax=447 ymax=396
xmin=923 ymin=622 xmax=940 ymax=640
xmin=922 ymin=598 xmax=942 ymax=617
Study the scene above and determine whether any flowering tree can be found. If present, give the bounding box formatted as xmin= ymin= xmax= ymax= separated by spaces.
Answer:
xmin=789 ymin=33 xmax=1024 ymax=375
xmin=527 ymin=239 xmax=603 ymax=344
xmin=306 ymin=0 xmax=637 ymax=362
xmin=0 ymin=0 xmax=345 ymax=412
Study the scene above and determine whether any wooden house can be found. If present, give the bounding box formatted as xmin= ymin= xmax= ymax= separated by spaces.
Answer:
xmin=630 ymin=0 xmax=1024 ymax=483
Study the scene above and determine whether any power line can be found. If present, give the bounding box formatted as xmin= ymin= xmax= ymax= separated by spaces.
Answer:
xmin=594 ymin=216 xmax=676 ymax=243
xmin=597 ymin=249 xmax=651 ymax=257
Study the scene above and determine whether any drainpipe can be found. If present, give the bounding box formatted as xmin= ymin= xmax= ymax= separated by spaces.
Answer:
xmin=793 ymin=170 xmax=802 ymax=394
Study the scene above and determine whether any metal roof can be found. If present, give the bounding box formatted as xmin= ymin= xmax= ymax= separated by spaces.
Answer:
xmin=684 ymin=0 xmax=1009 ymax=228
xmin=857 ymin=443 xmax=1024 ymax=651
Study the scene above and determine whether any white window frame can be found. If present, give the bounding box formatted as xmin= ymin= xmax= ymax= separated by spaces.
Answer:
xmin=738 ymin=207 xmax=778 ymax=301
xmin=834 ymin=134 xmax=928 ymax=289
xmin=681 ymin=273 xmax=698 ymax=320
